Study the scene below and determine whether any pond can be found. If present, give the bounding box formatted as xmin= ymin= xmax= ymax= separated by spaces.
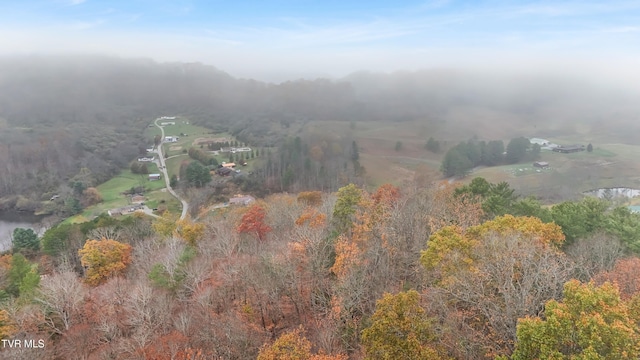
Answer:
xmin=584 ymin=187 xmax=640 ymax=199
xmin=0 ymin=212 xmax=46 ymax=253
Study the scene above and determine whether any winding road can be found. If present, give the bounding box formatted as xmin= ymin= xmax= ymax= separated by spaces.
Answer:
xmin=154 ymin=118 xmax=189 ymax=220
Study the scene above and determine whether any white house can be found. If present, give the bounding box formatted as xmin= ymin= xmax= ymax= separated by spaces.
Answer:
xmin=149 ymin=173 xmax=161 ymax=181
xmin=164 ymin=136 xmax=179 ymax=143
xmin=137 ymin=156 xmax=155 ymax=162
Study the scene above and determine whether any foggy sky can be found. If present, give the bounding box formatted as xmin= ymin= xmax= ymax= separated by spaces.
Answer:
xmin=1 ymin=1 xmax=639 ymax=84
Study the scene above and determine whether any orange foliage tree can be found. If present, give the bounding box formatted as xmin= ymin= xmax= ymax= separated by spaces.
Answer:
xmin=594 ymin=257 xmax=640 ymax=300
xmin=78 ymin=238 xmax=132 ymax=286
xmin=297 ymin=191 xmax=323 ymax=207
xmin=237 ymin=204 xmax=272 ymax=242
xmin=427 ymin=182 xmax=484 ymax=233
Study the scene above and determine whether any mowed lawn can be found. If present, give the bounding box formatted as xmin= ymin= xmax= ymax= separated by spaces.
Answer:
xmin=97 ymin=168 xmax=166 ymax=202
xmin=64 ymin=168 xmax=168 ymax=224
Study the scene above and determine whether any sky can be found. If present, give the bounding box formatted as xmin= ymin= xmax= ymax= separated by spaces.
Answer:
xmin=1 ymin=0 xmax=640 ymax=82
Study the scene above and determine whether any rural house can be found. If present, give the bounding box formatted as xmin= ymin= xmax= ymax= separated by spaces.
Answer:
xmin=552 ymin=145 xmax=585 ymax=153
xmin=149 ymin=173 xmax=161 ymax=181
xmin=216 ymin=167 xmax=233 ymax=176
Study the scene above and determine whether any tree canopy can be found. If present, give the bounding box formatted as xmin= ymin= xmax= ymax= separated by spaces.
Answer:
xmin=510 ymin=280 xmax=640 ymax=359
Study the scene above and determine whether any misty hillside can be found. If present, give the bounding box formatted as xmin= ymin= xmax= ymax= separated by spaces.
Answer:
xmin=1 ymin=55 xmax=639 ymax=208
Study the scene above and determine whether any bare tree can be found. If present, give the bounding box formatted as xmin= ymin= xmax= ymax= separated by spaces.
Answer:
xmin=35 ymin=271 xmax=86 ymax=335
xmin=565 ymin=231 xmax=625 ymax=282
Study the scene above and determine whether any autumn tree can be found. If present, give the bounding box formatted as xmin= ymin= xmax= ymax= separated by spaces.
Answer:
xmin=331 ymin=184 xmax=363 ymax=235
xmin=426 ymin=182 xmax=484 ymax=233
xmin=594 ymin=257 xmax=640 ymax=300
xmin=237 ymin=204 xmax=272 ymax=242
xmin=258 ymin=327 xmax=346 ymax=360
xmin=81 ymin=187 xmax=103 ymax=207
xmin=330 ymin=184 xmax=402 ymax=351
xmin=0 ymin=309 xmax=15 ymax=340
xmin=510 ymin=280 xmax=640 ymax=359
xmin=35 ymin=270 xmax=85 ymax=334
xmin=361 ymin=290 xmax=443 ymax=360
xmin=297 ymin=191 xmax=324 ymax=207
xmin=153 ymin=211 xmax=179 ymax=237
xmin=175 ymin=217 xmax=205 ymax=246
xmin=258 ymin=327 xmax=312 ymax=360
xmin=78 ymin=238 xmax=132 ymax=286
xmin=421 ymin=215 xmax=573 ymax=357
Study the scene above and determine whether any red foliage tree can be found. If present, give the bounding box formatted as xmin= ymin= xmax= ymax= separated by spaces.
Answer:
xmin=237 ymin=204 xmax=272 ymax=242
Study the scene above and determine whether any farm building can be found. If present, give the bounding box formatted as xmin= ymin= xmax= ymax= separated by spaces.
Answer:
xmin=552 ymin=145 xmax=585 ymax=153
xmin=222 ymin=162 xmax=236 ymax=168
xmin=529 ymin=138 xmax=550 ymax=146
xmin=164 ymin=136 xmax=179 ymax=143
xmin=149 ymin=173 xmax=161 ymax=181
xmin=533 ymin=161 xmax=549 ymax=168
xmin=160 ymin=122 xmax=175 ymax=126
xmin=229 ymin=194 xmax=255 ymax=206
xmin=137 ymin=156 xmax=155 ymax=162
xmin=108 ymin=205 xmax=144 ymax=216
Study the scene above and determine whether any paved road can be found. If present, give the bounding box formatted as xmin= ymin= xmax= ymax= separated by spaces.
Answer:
xmin=154 ymin=118 xmax=189 ymax=220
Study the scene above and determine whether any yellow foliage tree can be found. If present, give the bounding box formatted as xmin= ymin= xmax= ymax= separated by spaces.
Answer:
xmin=0 ymin=310 xmax=16 ymax=341
xmin=175 ymin=217 xmax=205 ymax=246
xmin=153 ymin=211 xmax=179 ymax=237
xmin=257 ymin=327 xmax=346 ymax=360
xmin=465 ymin=214 xmax=565 ymax=248
xmin=421 ymin=215 xmax=571 ymax=356
xmin=78 ymin=238 xmax=132 ymax=286
xmin=361 ymin=290 xmax=444 ymax=360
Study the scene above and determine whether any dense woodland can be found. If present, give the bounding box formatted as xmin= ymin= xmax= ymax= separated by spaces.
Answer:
xmin=2 ymin=178 xmax=640 ymax=359
xmin=2 ymin=56 xmax=640 ymax=212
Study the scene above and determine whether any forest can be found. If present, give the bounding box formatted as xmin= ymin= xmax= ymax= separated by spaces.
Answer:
xmin=2 ymin=177 xmax=640 ymax=359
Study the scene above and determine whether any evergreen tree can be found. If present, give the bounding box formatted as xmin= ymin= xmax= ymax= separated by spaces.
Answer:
xmin=425 ymin=137 xmax=440 ymax=153
xmin=587 ymin=143 xmax=593 ymax=152
xmin=12 ymin=228 xmax=39 ymax=254
xmin=441 ymin=147 xmax=473 ymax=177
xmin=505 ymin=137 xmax=530 ymax=164
xmin=185 ymin=161 xmax=212 ymax=188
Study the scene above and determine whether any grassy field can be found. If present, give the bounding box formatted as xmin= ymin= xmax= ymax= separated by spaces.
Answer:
xmin=306 ymin=119 xmax=640 ymax=202
xmin=64 ymin=168 xmax=171 ymax=224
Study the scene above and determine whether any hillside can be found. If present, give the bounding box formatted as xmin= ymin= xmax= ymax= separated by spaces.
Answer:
xmin=2 ymin=181 xmax=640 ymax=359
xmin=1 ymin=55 xmax=639 ymax=212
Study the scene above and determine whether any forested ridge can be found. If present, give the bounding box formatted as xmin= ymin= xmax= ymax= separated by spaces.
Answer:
xmin=2 ymin=55 xmax=639 ymax=212
xmin=2 ymin=178 xmax=640 ymax=359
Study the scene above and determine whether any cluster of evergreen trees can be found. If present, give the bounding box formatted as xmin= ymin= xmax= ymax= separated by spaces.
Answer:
xmin=441 ymin=137 xmax=540 ymax=177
